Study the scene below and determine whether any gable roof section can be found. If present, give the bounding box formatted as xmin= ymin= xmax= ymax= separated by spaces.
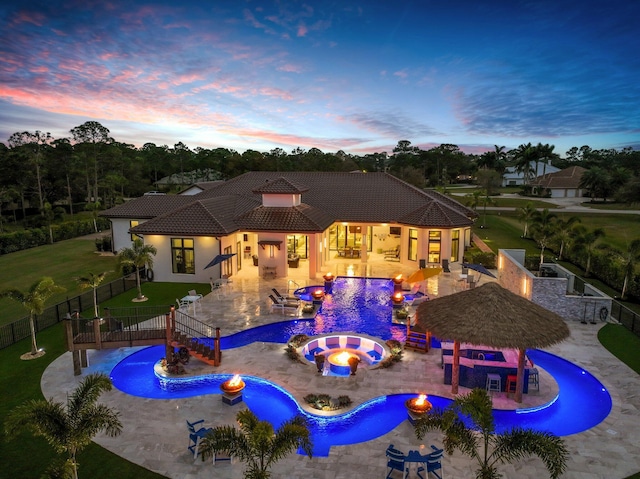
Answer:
xmin=531 ymin=166 xmax=586 ymax=189
xmin=398 ymin=201 xmax=475 ymax=227
xmin=131 ymin=196 xmax=257 ymax=236
xmin=235 ymin=204 xmax=334 ymax=232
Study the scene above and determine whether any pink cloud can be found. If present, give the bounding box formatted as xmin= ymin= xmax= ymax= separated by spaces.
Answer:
xmin=394 ymin=69 xmax=408 ymax=79
xmin=11 ymin=10 xmax=46 ymax=27
xmin=256 ymin=87 xmax=293 ymax=101
xmin=277 ymin=63 xmax=303 ymax=73
xmin=297 ymin=23 xmax=308 ymax=37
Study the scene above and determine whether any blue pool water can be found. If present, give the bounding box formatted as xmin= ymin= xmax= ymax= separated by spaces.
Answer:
xmin=110 ymin=276 xmax=612 ymax=456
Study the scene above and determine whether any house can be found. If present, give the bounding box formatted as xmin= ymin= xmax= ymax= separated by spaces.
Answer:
xmin=501 ymin=160 xmax=560 ymax=187
xmin=530 ymin=166 xmax=586 ymax=198
xmin=100 ymin=172 xmax=477 ymax=282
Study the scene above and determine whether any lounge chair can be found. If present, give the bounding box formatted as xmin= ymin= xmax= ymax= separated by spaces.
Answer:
xmin=268 ymin=294 xmax=299 ymax=313
xmin=272 ymin=288 xmax=299 ymax=303
xmin=384 ymin=246 xmax=400 ymax=262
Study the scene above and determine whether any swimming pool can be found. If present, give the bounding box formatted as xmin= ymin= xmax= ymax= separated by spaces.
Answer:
xmin=110 ymin=276 xmax=612 ymax=456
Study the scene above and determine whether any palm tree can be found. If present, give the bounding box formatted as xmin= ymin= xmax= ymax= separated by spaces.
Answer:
xmin=620 ymin=239 xmax=640 ymax=299
xmin=0 ymin=277 xmax=65 ymax=356
xmin=579 ymin=167 xmax=612 ymax=202
xmin=516 ymin=202 xmax=536 ymax=238
xmin=4 ymin=373 xmax=122 ymax=479
xmin=553 ymin=216 xmax=581 ymax=260
xmin=199 ymin=409 xmax=313 ymax=479
xmin=117 ymin=238 xmax=157 ymax=300
xmin=512 ymin=143 xmax=536 ymax=186
xmin=76 ymin=271 xmax=108 ymax=317
xmin=530 ymin=209 xmax=558 ymax=267
xmin=480 ymin=190 xmax=496 ymax=228
xmin=573 ymin=226 xmax=606 ymax=277
xmin=413 ymin=388 xmax=568 ymax=479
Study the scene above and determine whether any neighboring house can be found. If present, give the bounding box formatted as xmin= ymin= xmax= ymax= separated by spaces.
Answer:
xmin=100 ymin=172 xmax=477 ymax=283
xmin=501 ymin=160 xmax=560 ymax=187
xmin=178 ymin=181 xmax=225 ymax=196
xmin=530 ymin=166 xmax=586 ymax=198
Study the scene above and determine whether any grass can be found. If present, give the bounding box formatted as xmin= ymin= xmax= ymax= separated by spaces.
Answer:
xmin=0 ymin=324 xmax=167 ymax=479
xmin=97 ymin=281 xmax=209 ymax=312
xmin=598 ymin=323 xmax=640 ymax=375
xmin=0 ymin=237 xmax=120 ymax=326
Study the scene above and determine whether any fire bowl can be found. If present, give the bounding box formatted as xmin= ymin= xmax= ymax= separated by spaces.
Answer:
xmin=405 ymin=396 xmax=433 ymax=415
xmin=220 ymin=376 xmax=245 ymax=395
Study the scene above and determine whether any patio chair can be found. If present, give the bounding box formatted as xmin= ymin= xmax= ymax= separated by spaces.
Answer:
xmin=176 ymin=298 xmax=189 ymax=311
xmin=386 ymin=444 xmax=409 ymax=479
xmin=384 ymin=246 xmax=401 ymax=262
xmin=186 ymin=419 xmax=212 ymax=458
xmin=272 ymin=288 xmax=299 ymax=303
xmin=420 ymin=445 xmax=444 ymax=479
xmin=268 ymin=294 xmax=299 ymax=314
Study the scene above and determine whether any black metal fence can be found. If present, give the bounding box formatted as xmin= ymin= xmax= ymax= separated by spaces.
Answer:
xmin=611 ymin=301 xmax=640 ymax=337
xmin=0 ymin=274 xmax=140 ymax=350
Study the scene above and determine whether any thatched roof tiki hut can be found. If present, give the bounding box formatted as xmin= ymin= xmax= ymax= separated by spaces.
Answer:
xmin=414 ymin=282 xmax=570 ymax=402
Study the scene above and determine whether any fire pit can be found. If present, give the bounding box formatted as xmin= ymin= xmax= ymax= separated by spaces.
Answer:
xmin=328 ymin=350 xmax=360 ymax=376
xmin=220 ymin=374 xmax=245 ymax=405
xmin=405 ymin=394 xmax=432 ymax=416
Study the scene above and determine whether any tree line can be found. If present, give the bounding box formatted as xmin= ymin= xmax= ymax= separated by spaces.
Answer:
xmin=1 ymin=121 xmax=639 ymax=227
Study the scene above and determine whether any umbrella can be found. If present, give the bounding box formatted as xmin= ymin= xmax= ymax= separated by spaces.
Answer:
xmin=462 ymin=263 xmax=496 ymax=284
xmin=414 ymin=282 xmax=569 ymax=402
xmin=204 ymin=253 xmax=236 ymax=269
xmin=406 ymin=267 xmax=443 ymax=284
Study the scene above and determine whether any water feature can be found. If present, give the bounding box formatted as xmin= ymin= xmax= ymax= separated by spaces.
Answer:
xmin=110 ymin=276 xmax=612 ymax=456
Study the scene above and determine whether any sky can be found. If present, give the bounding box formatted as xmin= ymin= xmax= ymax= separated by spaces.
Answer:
xmin=1 ymin=0 xmax=639 ymax=157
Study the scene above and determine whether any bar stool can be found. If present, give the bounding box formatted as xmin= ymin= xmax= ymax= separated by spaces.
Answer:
xmin=528 ymin=368 xmax=540 ymax=391
xmin=486 ymin=373 xmax=501 ymax=393
xmin=506 ymin=374 xmax=518 ymax=398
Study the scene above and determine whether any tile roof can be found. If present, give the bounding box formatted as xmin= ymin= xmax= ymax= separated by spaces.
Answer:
xmin=109 ymin=172 xmax=476 ymax=236
xmin=531 ymin=166 xmax=586 ymax=189
xmin=252 ymin=177 xmax=310 ymax=194
xmin=100 ymin=195 xmax=193 ymax=218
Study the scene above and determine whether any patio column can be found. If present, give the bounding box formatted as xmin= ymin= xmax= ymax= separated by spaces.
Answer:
xmin=516 ymin=349 xmax=525 ymax=403
xmin=452 ymin=340 xmax=460 ymax=394
xmin=308 ymin=234 xmax=318 ymax=279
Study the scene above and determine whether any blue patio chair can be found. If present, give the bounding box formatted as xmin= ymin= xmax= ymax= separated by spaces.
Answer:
xmin=386 ymin=444 xmax=409 ymax=479
xmin=186 ymin=419 xmax=212 ymax=458
xmin=416 ymin=445 xmax=444 ymax=479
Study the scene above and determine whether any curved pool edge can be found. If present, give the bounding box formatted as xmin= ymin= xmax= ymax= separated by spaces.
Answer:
xmin=110 ymin=344 xmax=613 ymax=456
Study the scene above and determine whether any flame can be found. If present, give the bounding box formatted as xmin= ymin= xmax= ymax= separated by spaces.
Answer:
xmin=334 ymin=351 xmax=353 ymax=365
xmin=393 ymin=292 xmax=404 ymax=302
xmin=312 ymin=289 xmax=325 ymax=299
xmin=228 ymin=374 xmax=242 ymax=387
xmin=324 ymin=272 xmax=333 ymax=279
xmin=415 ymin=394 xmax=427 ymax=406
xmin=395 ymin=274 xmax=403 ymax=281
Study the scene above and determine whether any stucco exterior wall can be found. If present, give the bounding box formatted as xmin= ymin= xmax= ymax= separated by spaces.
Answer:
xmin=111 ymin=218 xmax=146 ymax=253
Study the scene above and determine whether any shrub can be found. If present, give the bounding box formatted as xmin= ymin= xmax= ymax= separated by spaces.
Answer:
xmin=288 ymin=334 xmax=309 ymax=348
xmin=467 ymin=251 xmax=496 ymax=269
xmin=284 ymin=344 xmax=304 ymax=364
xmin=304 ymin=393 xmax=352 ymax=411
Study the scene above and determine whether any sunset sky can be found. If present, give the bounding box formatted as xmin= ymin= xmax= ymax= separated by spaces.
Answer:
xmin=1 ymin=0 xmax=639 ymax=156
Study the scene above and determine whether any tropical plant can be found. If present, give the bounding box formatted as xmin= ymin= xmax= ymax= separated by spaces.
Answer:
xmin=76 ymin=271 xmax=108 ymax=317
xmin=0 ymin=277 xmax=65 ymax=356
xmin=620 ymin=239 xmax=640 ymax=300
xmin=573 ymin=226 xmax=606 ymax=277
xmin=552 ymin=216 xmax=581 ymax=260
xmin=199 ymin=409 xmax=313 ymax=479
xmin=579 ymin=166 xmax=612 ymax=202
xmin=117 ymin=238 xmax=157 ymax=300
xmin=516 ymin=202 xmax=536 ymax=238
xmin=512 ymin=143 xmax=537 ymax=186
xmin=413 ymin=388 xmax=568 ymax=479
xmin=530 ymin=208 xmax=558 ymax=266
xmin=4 ymin=373 xmax=122 ymax=479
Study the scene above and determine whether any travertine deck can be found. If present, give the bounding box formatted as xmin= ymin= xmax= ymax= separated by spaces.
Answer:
xmin=41 ymin=259 xmax=640 ymax=478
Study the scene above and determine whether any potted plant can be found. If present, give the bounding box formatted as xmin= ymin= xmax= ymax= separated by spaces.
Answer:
xmin=348 ymin=356 xmax=360 ymax=375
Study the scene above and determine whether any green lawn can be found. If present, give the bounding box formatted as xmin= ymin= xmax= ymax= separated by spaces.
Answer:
xmin=0 ymin=324 xmax=167 ymax=479
xmin=98 ymin=281 xmax=209 ymax=312
xmin=598 ymin=323 xmax=640 ymax=375
xmin=0 ymin=238 xmax=120 ymax=326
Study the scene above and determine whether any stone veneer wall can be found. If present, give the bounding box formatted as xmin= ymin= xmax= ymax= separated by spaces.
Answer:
xmin=498 ymin=249 xmax=612 ymax=323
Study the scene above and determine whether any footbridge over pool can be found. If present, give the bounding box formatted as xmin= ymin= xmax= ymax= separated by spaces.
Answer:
xmin=64 ymin=306 xmax=222 ymax=375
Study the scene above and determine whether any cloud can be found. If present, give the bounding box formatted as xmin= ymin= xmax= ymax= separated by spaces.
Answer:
xmin=339 ymin=111 xmax=439 ymax=139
